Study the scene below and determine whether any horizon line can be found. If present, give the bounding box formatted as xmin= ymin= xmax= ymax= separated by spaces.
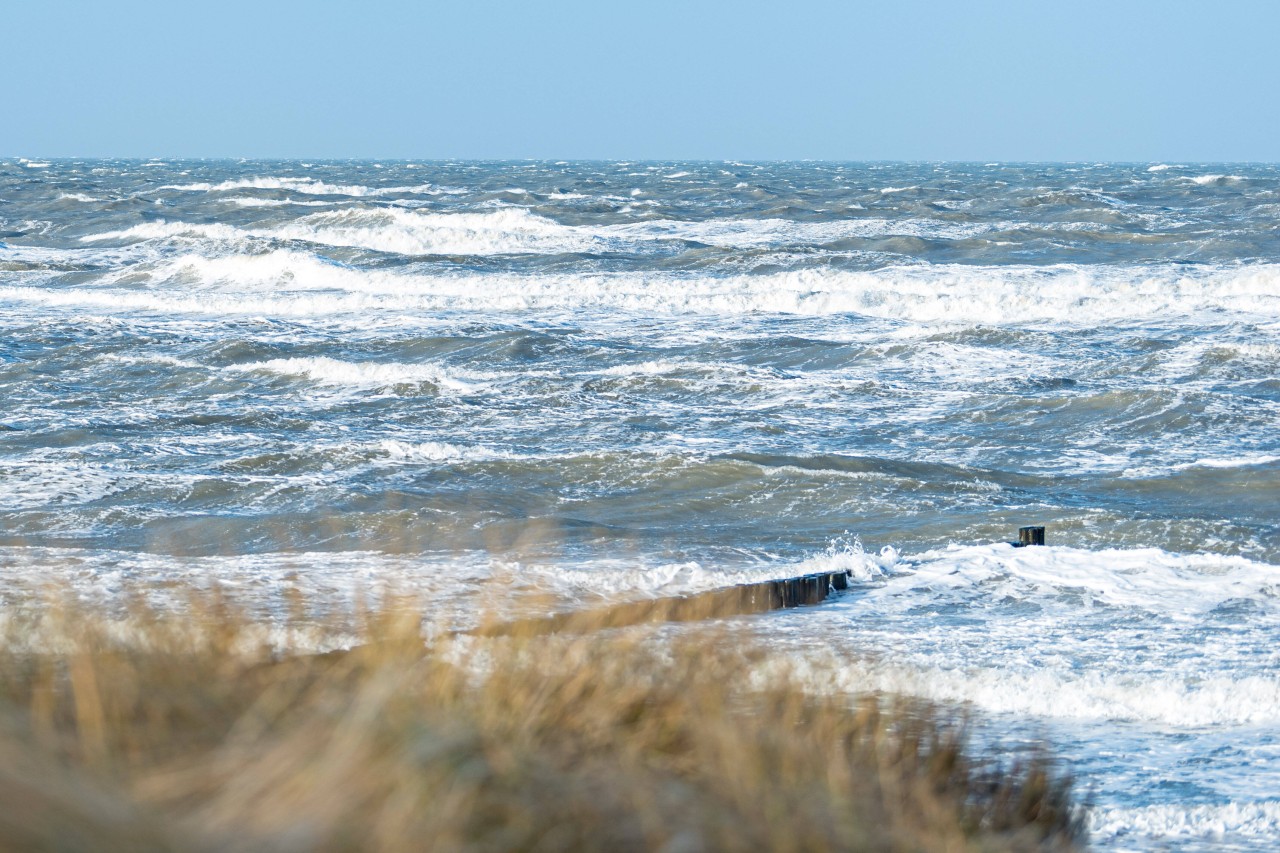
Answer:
xmin=6 ymin=155 xmax=1280 ymax=166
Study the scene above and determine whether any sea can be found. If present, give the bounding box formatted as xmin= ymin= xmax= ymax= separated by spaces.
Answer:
xmin=2 ymin=159 xmax=1278 ymax=850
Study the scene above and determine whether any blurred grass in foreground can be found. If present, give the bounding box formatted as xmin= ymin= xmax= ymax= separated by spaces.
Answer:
xmin=0 ymin=588 xmax=1083 ymax=851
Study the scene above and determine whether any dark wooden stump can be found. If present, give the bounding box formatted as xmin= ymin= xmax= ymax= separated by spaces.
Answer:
xmin=1017 ymin=525 xmax=1045 ymax=547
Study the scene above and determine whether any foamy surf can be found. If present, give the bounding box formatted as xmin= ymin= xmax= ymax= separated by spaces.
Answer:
xmin=824 ymin=657 xmax=1280 ymax=727
xmin=8 ymin=260 xmax=1280 ymax=324
xmin=877 ymin=542 xmax=1280 ymax=616
xmin=1089 ymin=801 xmax=1280 ymax=847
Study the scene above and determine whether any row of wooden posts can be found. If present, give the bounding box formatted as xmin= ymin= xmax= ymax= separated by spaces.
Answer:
xmin=479 ymin=526 xmax=1044 ymax=637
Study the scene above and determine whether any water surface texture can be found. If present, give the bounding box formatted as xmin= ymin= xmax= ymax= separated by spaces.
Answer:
xmin=2 ymin=159 xmax=1279 ymax=849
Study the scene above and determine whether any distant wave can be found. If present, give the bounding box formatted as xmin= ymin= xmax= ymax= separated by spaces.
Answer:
xmin=79 ymin=207 xmax=1049 ymax=256
xmin=8 ymin=259 xmax=1280 ymax=324
xmin=1187 ymin=174 xmax=1246 ymax=186
xmin=17 ymin=254 xmax=1280 ymax=324
xmin=269 ymin=207 xmax=600 ymax=255
xmin=157 ymin=176 xmax=464 ymax=197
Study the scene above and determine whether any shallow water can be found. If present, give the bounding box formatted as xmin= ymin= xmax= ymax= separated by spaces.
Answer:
xmin=2 ymin=159 xmax=1279 ymax=849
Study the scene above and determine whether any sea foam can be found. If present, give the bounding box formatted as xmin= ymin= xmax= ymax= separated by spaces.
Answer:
xmin=12 ymin=258 xmax=1280 ymax=325
xmin=1089 ymin=801 xmax=1280 ymax=845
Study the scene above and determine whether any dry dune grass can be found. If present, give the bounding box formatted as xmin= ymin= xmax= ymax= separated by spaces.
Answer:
xmin=0 ymin=588 xmax=1083 ymax=852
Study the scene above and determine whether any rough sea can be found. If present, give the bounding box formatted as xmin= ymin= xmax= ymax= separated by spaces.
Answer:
xmin=2 ymin=159 xmax=1278 ymax=850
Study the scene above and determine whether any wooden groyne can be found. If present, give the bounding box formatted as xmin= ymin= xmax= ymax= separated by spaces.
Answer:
xmin=476 ymin=526 xmax=1043 ymax=638
xmin=476 ymin=569 xmax=850 ymax=637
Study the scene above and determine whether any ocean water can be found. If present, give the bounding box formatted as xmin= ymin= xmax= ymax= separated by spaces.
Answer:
xmin=2 ymin=158 xmax=1279 ymax=849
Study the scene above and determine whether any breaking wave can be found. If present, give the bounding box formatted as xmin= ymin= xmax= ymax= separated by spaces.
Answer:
xmin=227 ymin=357 xmax=488 ymax=393
xmin=11 ymin=255 xmax=1280 ymax=324
xmin=157 ymin=176 xmax=461 ymax=196
xmin=80 ymin=208 xmax=1014 ymax=256
xmin=1089 ymin=801 xmax=1280 ymax=845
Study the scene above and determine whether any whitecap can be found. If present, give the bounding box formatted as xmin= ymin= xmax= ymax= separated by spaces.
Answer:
xmin=224 ymin=197 xmax=335 ymax=208
xmin=374 ymin=439 xmax=511 ymax=463
xmin=1089 ymin=800 xmax=1280 ymax=844
xmin=226 ymin=356 xmax=486 ymax=394
xmin=157 ymin=177 xmax=458 ymax=197
xmin=10 ymin=260 xmax=1280 ymax=325
xmin=81 ymin=221 xmax=250 ymax=244
xmin=1179 ymin=454 xmax=1280 ymax=470
xmin=265 ymin=207 xmax=597 ymax=255
xmin=1187 ymin=174 xmax=1245 ymax=185
xmin=883 ymin=542 xmax=1280 ymax=616
xmin=822 ymin=657 xmax=1280 ymax=727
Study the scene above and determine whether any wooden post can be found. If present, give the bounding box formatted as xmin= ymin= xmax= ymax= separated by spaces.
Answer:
xmin=475 ymin=568 xmax=852 ymax=637
xmin=1018 ymin=526 xmax=1045 ymax=547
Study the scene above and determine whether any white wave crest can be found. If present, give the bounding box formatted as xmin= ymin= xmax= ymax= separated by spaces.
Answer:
xmin=1089 ymin=800 xmax=1280 ymax=844
xmin=828 ymin=657 xmax=1280 ymax=726
xmin=79 ymin=209 xmax=1009 ymax=255
xmin=79 ymin=209 xmax=598 ymax=255
xmin=595 ymin=359 xmax=788 ymax=384
xmin=1178 ymin=454 xmax=1280 ymax=470
xmin=227 ymin=356 xmax=486 ymax=393
xmin=375 ymin=440 xmax=510 ymax=463
xmin=887 ymin=542 xmax=1280 ymax=615
xmin=266 ymin=207 xmax=598 ymax=255
xmin=793 ymin=541 xmax=898 ymax=581
xmin=9 ymin=260 xmax=1280 ymax=325
xmin=224 ymin=197 xmax=335 ymax=208
xmin=157 ymin=177 xmax=458 ymax=196
xmin=1187 ymin=174 xmax=1246 ymax=185
xmin=82 ymin=221 xmax=250 ymax=244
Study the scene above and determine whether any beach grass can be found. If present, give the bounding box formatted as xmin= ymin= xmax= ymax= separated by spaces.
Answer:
xmin=0 ymin=587 xmax=1083 ymax=851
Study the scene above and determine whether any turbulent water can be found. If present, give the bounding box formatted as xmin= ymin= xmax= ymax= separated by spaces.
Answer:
xmin=2 ymin=158 xmax=1279 ymax=849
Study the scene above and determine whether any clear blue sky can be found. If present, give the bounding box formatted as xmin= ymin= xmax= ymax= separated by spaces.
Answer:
xmin=5 ymin=0 xmax=1278 ymax=161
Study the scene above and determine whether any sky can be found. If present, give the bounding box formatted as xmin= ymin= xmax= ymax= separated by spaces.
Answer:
xmin=4 ymin=0 xmax=1279 ymax=161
